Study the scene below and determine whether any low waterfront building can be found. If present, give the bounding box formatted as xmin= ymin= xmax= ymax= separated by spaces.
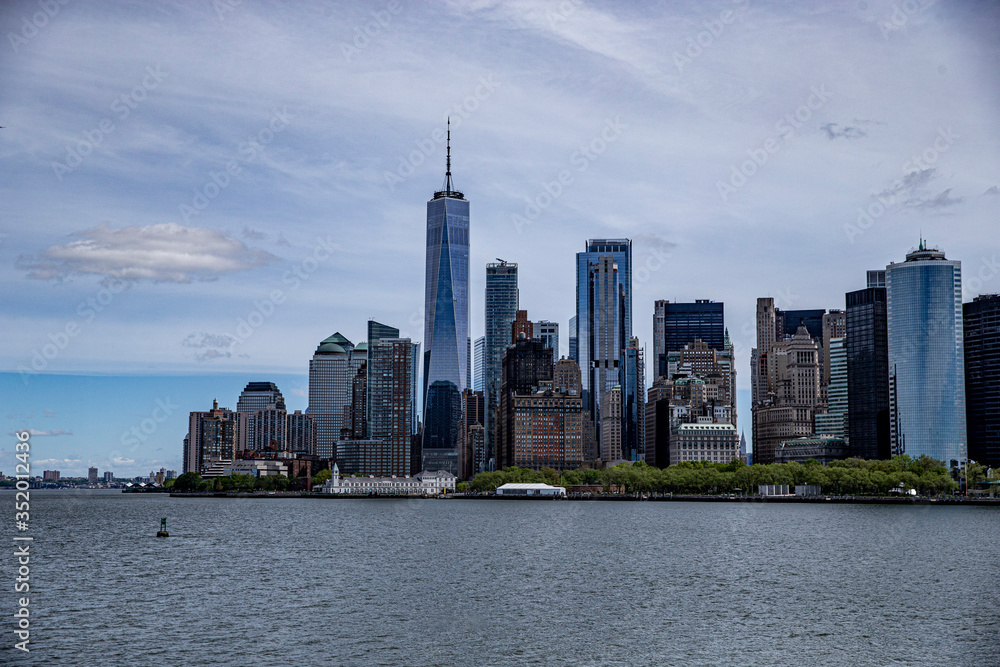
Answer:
xmin=495 ymin=482 xmax=566 ymax=497
xmin=321 ymin=465 xmax=455 ymax=495
xmin=221 ymin=459 xmax=289 ymax=477
xmin=773 ymin=436 xmax=849 ymax=465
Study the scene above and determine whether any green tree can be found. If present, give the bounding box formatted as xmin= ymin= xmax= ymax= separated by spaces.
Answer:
xmin=456 ymin=482 xmax=469 ymax=493
xmin=312 ymin=468 xmax=332 ymax=485
xmin=173 ymin=472 xmax=202 ymax=492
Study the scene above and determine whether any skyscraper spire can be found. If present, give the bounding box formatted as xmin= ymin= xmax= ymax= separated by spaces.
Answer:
xmin=434 ymin=117 xmax=464 ymax=200
xmin=445 ymin=116 xmax=453 ymax=192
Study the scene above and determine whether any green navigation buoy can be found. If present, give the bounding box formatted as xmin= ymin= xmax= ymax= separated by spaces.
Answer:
xmin=156 ymin=517 xmax=169 ymax=538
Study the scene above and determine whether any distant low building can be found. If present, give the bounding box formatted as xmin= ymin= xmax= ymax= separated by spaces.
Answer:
xmin=321 ymin=465 xmax=455 ymax=495
xmin=222 ymin=460 xmax=289 ymax=477
xmin=495 ymin=482 xmax=566 ymax=497
xmin=774 ymin=436 xmax=849 ymax=465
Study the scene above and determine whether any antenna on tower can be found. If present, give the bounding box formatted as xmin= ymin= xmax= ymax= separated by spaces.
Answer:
xmin=445 ymin=116 xmax=453 ymax=192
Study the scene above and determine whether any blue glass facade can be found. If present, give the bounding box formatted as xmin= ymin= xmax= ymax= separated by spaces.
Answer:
xmin=575 ymin=239 xmax=632 ymax=407
xmin=484 ymin=262 xmax=518 ymax=468
xmin=421 ymin=140 xmax=469 ymax=472
xmin=886 ymin=245 xmax=967 ymax=466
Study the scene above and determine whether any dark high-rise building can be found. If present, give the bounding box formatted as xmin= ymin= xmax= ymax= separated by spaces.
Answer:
xmin=653 ymin=300 xmax=724 ymax=377
xmin=484 ymin=260 xmax=518 ymax=469
xmin=368 ymin=320 xmax=399 ymax=346
xmin=422 ymin=121 xmax=469 ymax=474
xmin=568 ymin=315 xmax=578 ymax=363
xmin=368 ymin=337 xmax=417 ymax=476
xmin=846 ymin=281 xmax=890 ymax=459
xmin=458 ymin=388 xmax=485 ymax=480
xmin=621 ymin=337 xmax=645 ymax=462
xmin=237 ymin=381 xmax=286 ymax=450
xmin=777 ymin=309 xmax=825 ymax=341
xmin=964 ymin=294 xmax=1000 ymax=466
xmin=496 ymin=335 xmax=554 ymax=469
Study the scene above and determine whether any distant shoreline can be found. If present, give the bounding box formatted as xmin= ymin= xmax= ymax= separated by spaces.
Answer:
xmin=164 ymin=491 xmax=1000 ymax=506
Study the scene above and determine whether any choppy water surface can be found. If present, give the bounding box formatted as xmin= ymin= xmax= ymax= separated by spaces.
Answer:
xmin=4 ymin=490 xmax=998 ymax=665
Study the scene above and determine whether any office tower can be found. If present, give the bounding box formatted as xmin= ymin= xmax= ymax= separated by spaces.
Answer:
xmin=103 ymin=471 xmax=114 ymax=483
xmin=601 ymin=385 xmax=623 ymax=462
xmin=753 ymin=325 xmax=820 ymax=464
xmin=422 ymin=120 xmax=470 ymax=473
xmin=622 ymin=337 xmax=645 ymax=462
xmin=506 ymin=380 xmax=584 ymax=471
xmin=186 ymin=399 xmax=248 ymax=474
xmin=846 ymin=278 xmax=890 ymax=459
xmin=815 ymin=337 xmax=847 ymax=439
xmin=368 ymin=320 xmax=399 ymax=346
xmin=237 ymin=381 xmax=286 ymax=450
xmin=777 ymin=309 xmax=825 ymax=341
xmin=473 ymin=336 xmax=485 ymax=393
xmin=512 ymin=309 xmax=533 ymax=342
xmin=661 ymin=339 xmax=737 ymax=424
xmin=484 ymin=260 xmax=518 ymax=469
xmin=568 ymin=315 xmax=578 ymax=363
xmin=496 ymin=336 xmax=554 ymax=469
xmin=653 ymin=300 xmax=724 ymax=378
xmin=351 ymin=360 xmax=368 ymax=439
xmin=368 ymin=337 xmax=417 ymax=476
xmin=553 ymin=357 xmax=583 ymax=394
xmin=537 ymin=321 xmax=559 ymax=360
xmin=308 ymin=334 xmax=367 ymax=459
xmin=286 ymin=410 xmax=315 ymax=454
xmin=886 ymin=241 xmax=967 ymax=466
xmin=582 ymin=253 xmax=626 ymax=439
xmin=576 ymin=239 xmax=632 ymax=412
xmin=964 ymin=294 xmax=1000 ymax=465
xmin=821 ymin=310 xmax=846 ymax=387
xmin=457 ymin=388 xmax=485 ymax=479
xmin=644 ymin=379 xmax=671 ymax=467
xmin=252 ymin=406 xmax=287 ymax=451
xmin=88 ymin=467 xmax=98 ymax=484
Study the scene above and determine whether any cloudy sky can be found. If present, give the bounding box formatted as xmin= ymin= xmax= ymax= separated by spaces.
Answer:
xmin=2 ymin=0 xmax=998 ymax=476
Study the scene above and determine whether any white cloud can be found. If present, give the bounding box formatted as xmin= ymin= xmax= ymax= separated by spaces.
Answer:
xmin=10 ymin=429 xmax=74 ymax=437
xmin=17 ymin=223 xmax=275 ymax=283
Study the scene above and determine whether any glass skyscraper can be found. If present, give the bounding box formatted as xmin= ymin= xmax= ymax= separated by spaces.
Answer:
xmin=484 ymin=261 xmax=518 ymax=468
xmin=653 ymin=299 xmax=724 ymax=377
xmin=422 ymin=123 xmax=469 ymax=473
xmin=576 ymin=239 xmax=632 ymax=413
xmin=308 ymin=334 xmax=366 ymax=459
xmin=846 ymin=278 xmax=890 ymax=459
xmin=886 ymin=241 xmax=967 ymax=467
xmin=963 ymin=294 xmax=1000 ymax=466
xmin=473 ymin=336 xmax=485 ymax=393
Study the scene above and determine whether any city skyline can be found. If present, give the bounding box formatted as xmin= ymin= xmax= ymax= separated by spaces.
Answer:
xmin=3 ymin=1 xmax=999 ymax=476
